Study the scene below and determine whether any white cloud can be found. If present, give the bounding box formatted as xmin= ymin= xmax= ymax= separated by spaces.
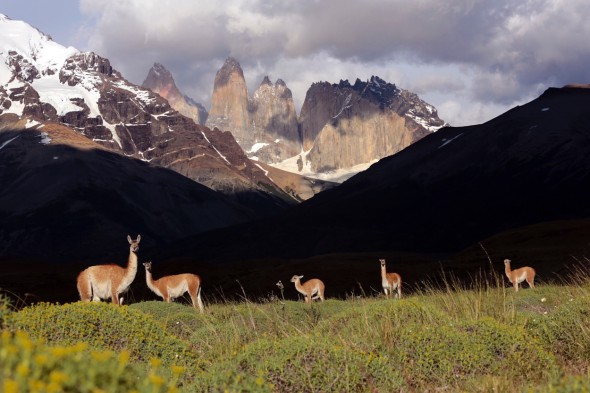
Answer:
xmin=75 ymin=0 xmax=590 ymax=126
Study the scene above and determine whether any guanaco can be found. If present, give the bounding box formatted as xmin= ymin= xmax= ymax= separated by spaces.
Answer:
xmin=380 ymin=259 xmax=402 ymax=298
xmin=290 ymin=275 xmax=325 ymax=303
xmin=504 ymin=258 xmax=536 ymax=292
xmin=143 ymin=261 xmax=204 ymax=312
xmin=77 ymin=235 xmax=141 ymax=304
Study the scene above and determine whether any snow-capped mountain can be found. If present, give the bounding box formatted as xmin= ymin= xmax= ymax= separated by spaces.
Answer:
xmin=0 ymin=14 xmax=294 ymax=212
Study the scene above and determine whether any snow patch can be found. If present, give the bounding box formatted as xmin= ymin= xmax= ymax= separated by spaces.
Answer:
xmin=201 ymin=131 xmax=230 ymax=164
xmin=270 ymin=149 xmax=377 ymax=183
xmin=38 ymin=132 xmax=52 ymax=145
xmin=438 ymin=133 xmax=463 ymax=149
xmin=0 ymin=134 xmax=19 ymax=151
xmin=541 ymin=107 xmax=550 ymax=111
xmin=255 ymin=163 xmax=269 ymax=177
xmin=25 ymin=119 xmax=41 ymax=128
xmin=248 ymin=142 xmax=269 ymax=154
xmin=333 ymin=93 xmax=352 ymax=119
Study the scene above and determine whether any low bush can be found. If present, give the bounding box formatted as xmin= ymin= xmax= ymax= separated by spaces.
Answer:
xmin=6 ymin=302 xmax=203 ymax=372
xmin=130 ymin=301 xmax=205 ymax=340
xmin=197 ymin=335 xmax=406 ymax=393
xmin=391 ymin=317 xmax=557 ymax=388
xmin=525 ymin=294 xmax=590 ymax=370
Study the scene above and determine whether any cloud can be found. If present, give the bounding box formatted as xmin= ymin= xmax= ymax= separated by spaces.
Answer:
xmin=77 ymin=0 xmax=590 ymax=126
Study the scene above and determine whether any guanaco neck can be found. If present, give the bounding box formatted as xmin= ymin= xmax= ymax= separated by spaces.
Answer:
xmin=381 ymin=265 xmax=387 ymax=279
xmin=294 ymin=279 xmax=307 ymax=294
xmin=123 ymin=248 xmax=139 ymax=283
xmin=144 ymin=268 xmax=158 ymax=292
xmin=504 ymin=262 xmax=512 ymax=277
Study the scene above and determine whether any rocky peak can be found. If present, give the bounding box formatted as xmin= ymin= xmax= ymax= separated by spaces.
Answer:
xmin=261 ymin=75 xmax=272 ymax=86
xmin=6 ymin=50 xmax=39 ymax=82
xmin=59 ymin=52 xmax=116 ymax=86
xmin=215 ymin=56 xmax=245 ymax=87
xmin=142 ymin=62 xmax=207 ymax=125
xmin=206 ymin=57 xmax=251 ymax=142
xmin=298 ymin=75 xmax=447 ymax=173
xmin=145 ymin=62 xmax=173 ymax=84
xmin=63 ymin=52 xmax=112 ymax=76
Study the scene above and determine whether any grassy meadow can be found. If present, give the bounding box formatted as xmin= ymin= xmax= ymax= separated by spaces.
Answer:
xmin=2 ymin=268 xmax=590 ymax=392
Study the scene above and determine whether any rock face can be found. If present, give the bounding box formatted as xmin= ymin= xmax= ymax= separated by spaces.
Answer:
xmin=207 ymin=57 xmax=251 ymax=140
xmin=142 ymin=62 xmax=207 ymax=125
xmin=249 ymin=77 xmax=300 ymax=162
xmin=206 ymin=58 xmax=446 ymax=178
xmin=0 ymin=16 xmax=294 ymax=215
xmin=299 ymin=77 xmax=447 ymax=172
xmin=206 ymin=58 xmax=300 ymax=163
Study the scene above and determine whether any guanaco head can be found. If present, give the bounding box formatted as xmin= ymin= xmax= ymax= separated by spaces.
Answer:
xmin=379 ymin=259 xmax=386 ymax=267
xmin=143 ymin=261 xmax=152 ymax=272
xmin=127 ymin=234 xmax=141 ymax=252
xmin=290 ymin=275 xmax=303 ymax=283
xmin=504 ymin=259 xmax=511 ymax=267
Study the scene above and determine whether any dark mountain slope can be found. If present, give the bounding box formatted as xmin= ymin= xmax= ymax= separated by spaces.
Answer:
xmin=0 ymin=123 xmax=258 ymax=263
xmin=158 ymin=86 xmax=590 ymax=262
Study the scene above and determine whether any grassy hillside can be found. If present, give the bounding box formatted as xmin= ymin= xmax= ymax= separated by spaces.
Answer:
xmin=2 ymin=271 xmax=590 ymax=392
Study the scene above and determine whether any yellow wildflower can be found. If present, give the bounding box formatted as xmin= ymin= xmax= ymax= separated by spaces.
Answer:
xmin=148 ymin=373 xmax=165 ymax=386
xmin=16 ymin=363 xmax=30 ymax=377
xmin=3 ymin=379 xmax=18 ymax=393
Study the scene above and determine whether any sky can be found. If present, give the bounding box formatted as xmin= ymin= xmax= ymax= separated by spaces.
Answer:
xmin=2 ymin=0 xmax=590 ymax=127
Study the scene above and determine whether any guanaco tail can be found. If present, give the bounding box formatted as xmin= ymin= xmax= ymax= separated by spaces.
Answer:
xmin=504 ymin=259 xmax=535 ymax=292
xmin=380 ymin=258 xmax=402 ymax=298
xmin=290 ymin=275 xmax=325 ymax=303
xmin=143 ymin=261 xmax=204 ymax=312
xmin=76 ymin=235 xmax=141 ymax=305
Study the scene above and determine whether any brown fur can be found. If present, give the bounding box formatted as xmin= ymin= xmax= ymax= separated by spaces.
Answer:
xmin=143 ymin=262 xmax=204 ymax=312
xmin=504 ymin=258 xmax=536 ymax=292
xmin=290 ymin=275 xmax=325 ymax=303
xmin=380 ymin=259 xmax=402 ymax=298
xmin=76 ymin=235 xmax=141 ymax=304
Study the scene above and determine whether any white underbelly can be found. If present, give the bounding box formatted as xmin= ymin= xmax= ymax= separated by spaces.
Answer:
xmin=168 ymin=282 xmax=189 ymax=299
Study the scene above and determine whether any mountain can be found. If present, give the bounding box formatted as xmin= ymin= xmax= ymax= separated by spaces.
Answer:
xmin=297 ymin=76 xmax=447 ymax=173
xmin=142 ymin=62 xmax=208 ymax=125
xmin=205 ymin=57 xmax=447 ymax=181
xmin=0 ymin=118 xmax=256 ymax=263
xmin=206 ymin=57 xmax=300 ymax=164
xmin=158 ymin=86 xmax=590 ymax=267
xmin=0 ymin=14 xmax=294 ymax=213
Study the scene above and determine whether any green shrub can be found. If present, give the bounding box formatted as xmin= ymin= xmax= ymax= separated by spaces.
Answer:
xmin=525 ymin=294 xmax=590 ymax=367
xmin=130 ymin=301 xmax=205 ymax=340
xmin=6 ymin=302 xmax=203 ymax=372
xmin=0 ymin=292 xmax=13 ymax=328
xmin=197 ymin=335 xmax=406 ymax=393
xmin=0 ymin=330 xmax=185 ymax=393
xmin=391 ymin=317 xmax=557 ymax=388
xmin=527 ymin=375 xmax=590 ymax=393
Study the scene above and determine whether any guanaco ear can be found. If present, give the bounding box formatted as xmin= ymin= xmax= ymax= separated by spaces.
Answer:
xmin=127 ymin=235 xmax=132 ymax=243
xmin=298 ymin=275 xmax=304 ymax=279
xmin=136 ymin=234 xmax=141 ymax=242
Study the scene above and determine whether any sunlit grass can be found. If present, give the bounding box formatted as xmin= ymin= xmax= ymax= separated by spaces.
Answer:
xmin=2 ymin=265 xmax=590 ymax=392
